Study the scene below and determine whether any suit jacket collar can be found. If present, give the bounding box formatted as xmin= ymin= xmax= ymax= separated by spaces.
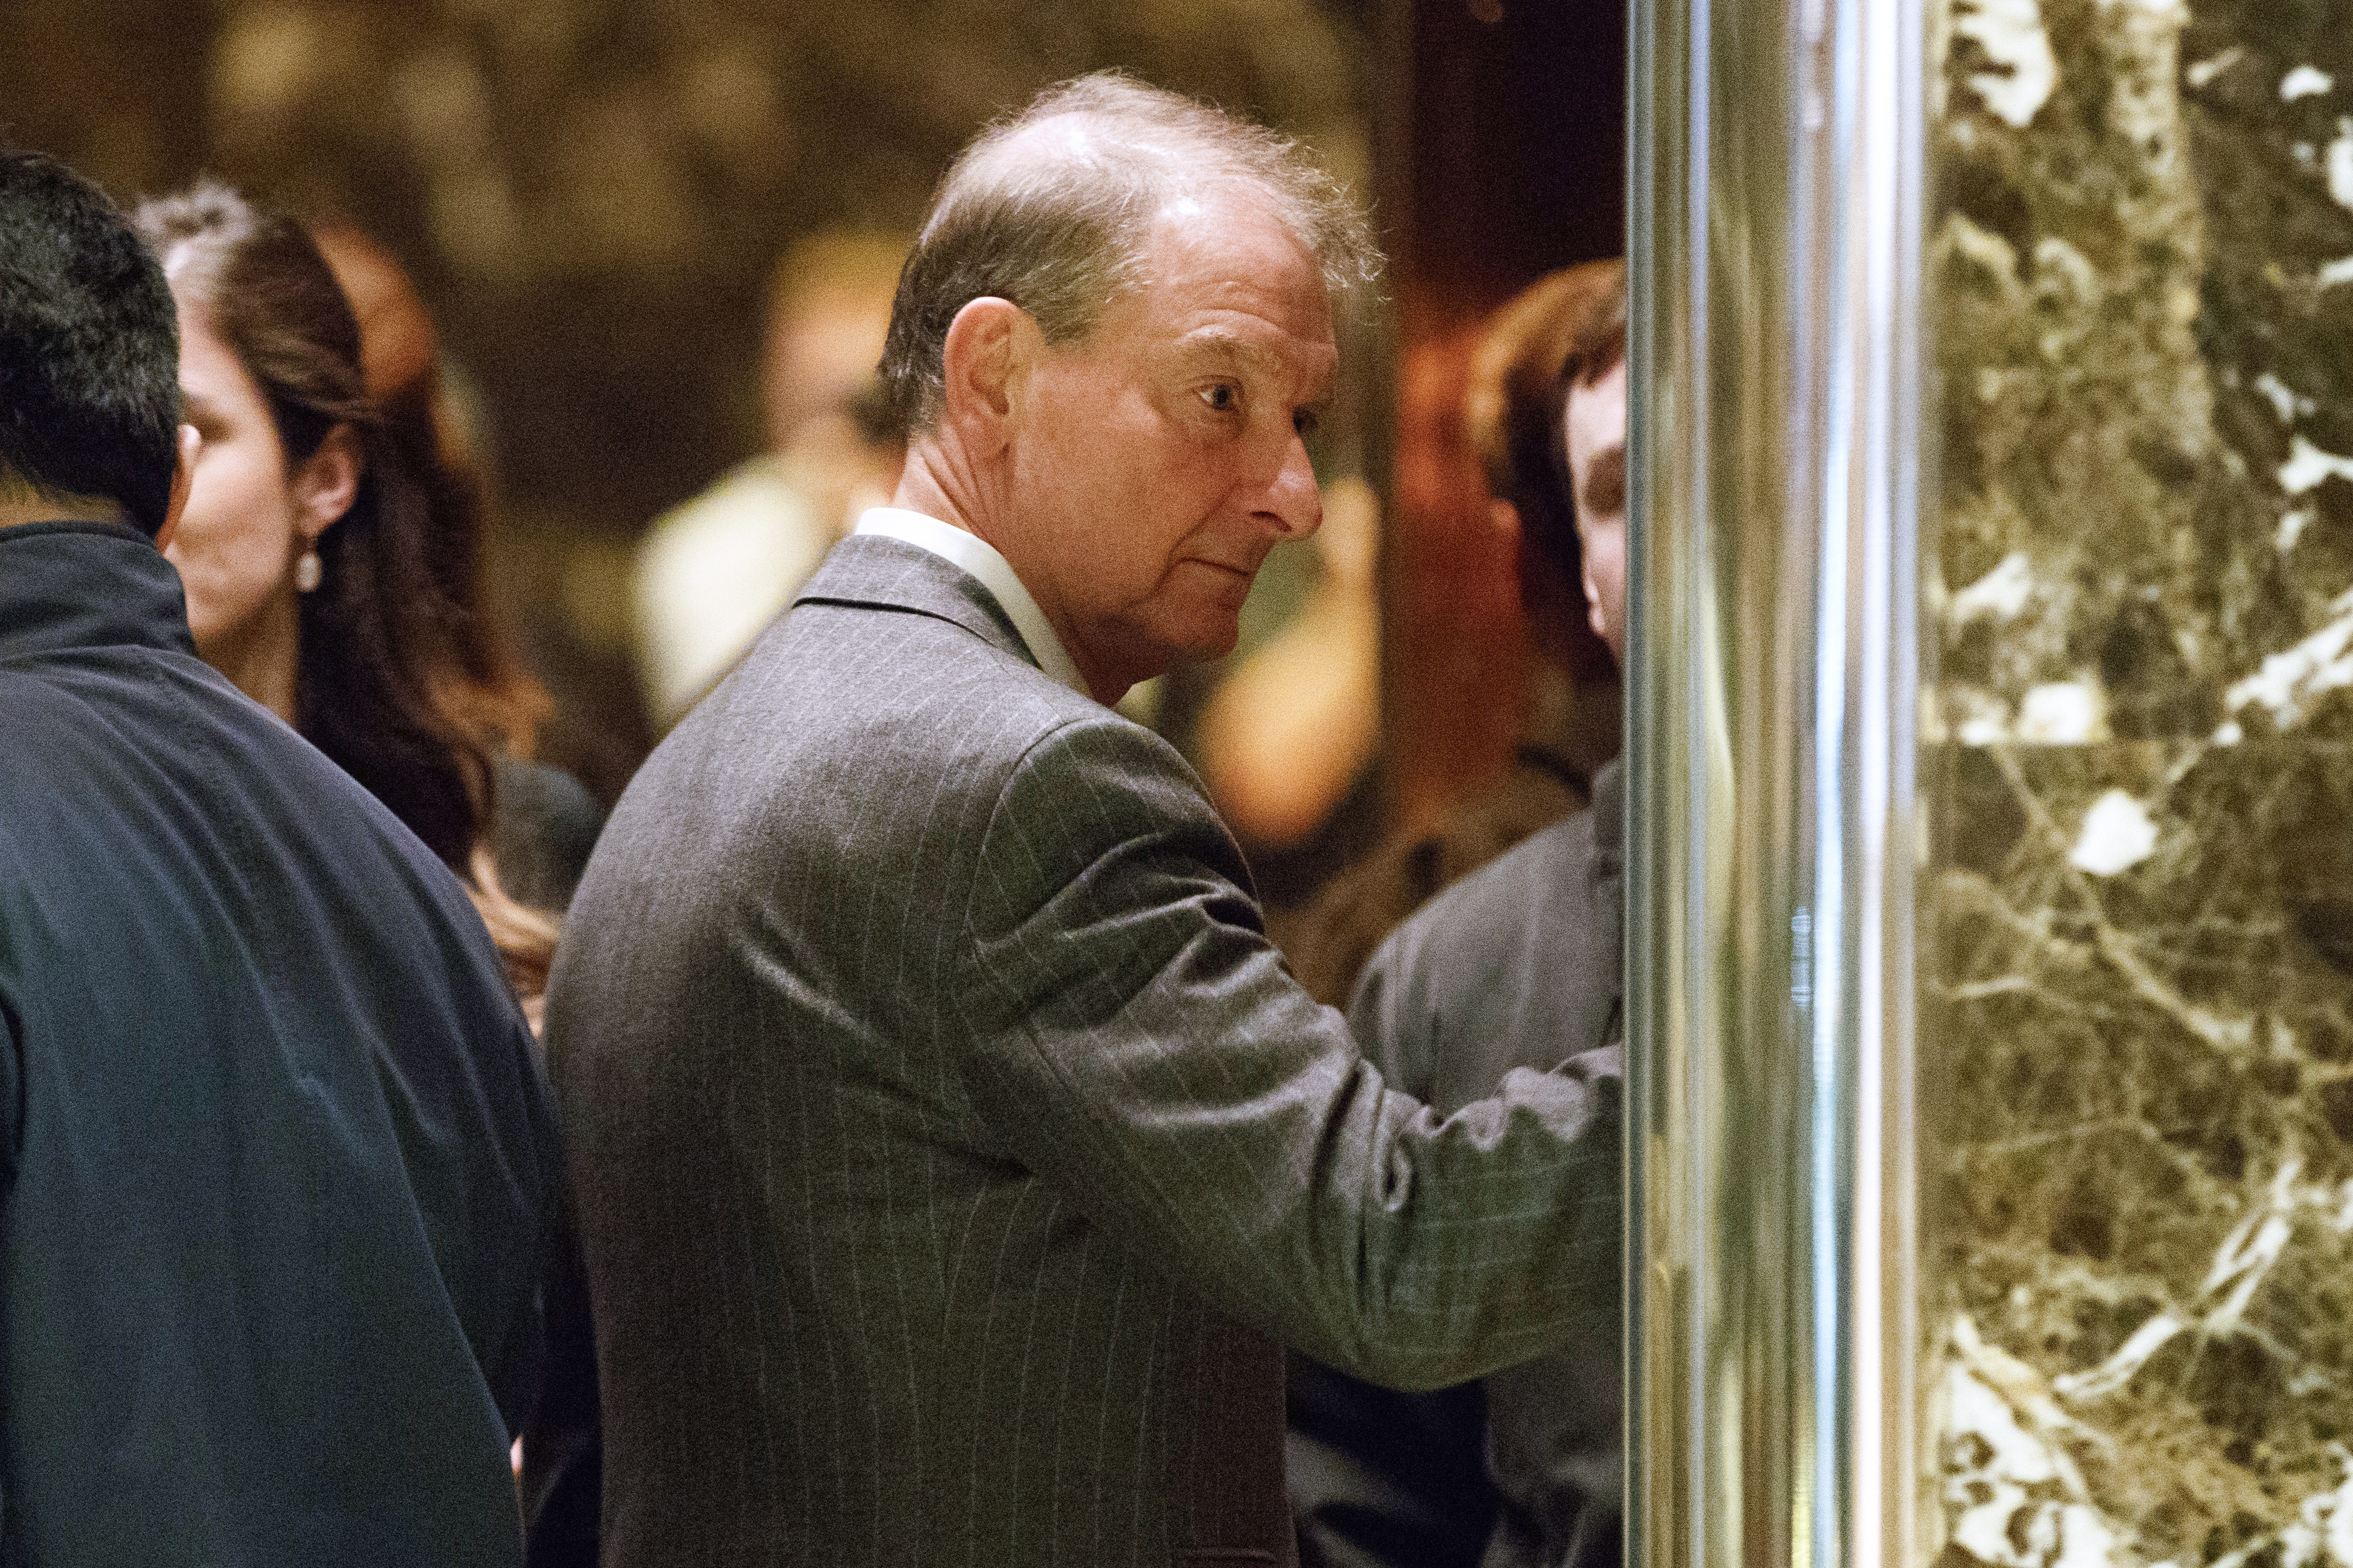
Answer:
xmin=849 ymin=509 xmax=1086 ymax=694
xmin=795 ymin=532 xmax=1051 ymax=676
xmin=0 ymin=519 xmax=198 ymax=665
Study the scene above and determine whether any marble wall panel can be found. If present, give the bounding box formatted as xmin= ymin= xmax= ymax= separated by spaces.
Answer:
xmin=1930 ymin=0 xmax=2353 ymax=1561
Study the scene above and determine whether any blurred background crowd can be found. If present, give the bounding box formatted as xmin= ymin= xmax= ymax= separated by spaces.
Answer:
xmin=6 ymin=0 xmax=1624 ymax=966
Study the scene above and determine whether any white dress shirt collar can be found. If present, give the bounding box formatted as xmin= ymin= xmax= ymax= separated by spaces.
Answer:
xmin=853 ymin=508 xmax=1089 ymax=698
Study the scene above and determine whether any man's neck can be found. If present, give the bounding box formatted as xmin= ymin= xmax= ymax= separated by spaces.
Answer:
xmin=886 ymin=460 xmax=1132 ymax=707
xmin=0 ymin=492 xmax=126 ymax=531
xmin=887 ymin=457 xmax=989 ymax=548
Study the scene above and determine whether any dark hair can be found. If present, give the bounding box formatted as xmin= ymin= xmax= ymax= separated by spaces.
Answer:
xmin=0 ymin=149 xmax=182 ymax=535
xmin=879 ymin=72 xmax=1381 ymax=435
xmin=311 ymin=223 xmax=550 ymax=765
xmin=134 ymin=183 xmax=502 ymax=873
xmin=1465 ymin=259 xmax=1627 ymax=594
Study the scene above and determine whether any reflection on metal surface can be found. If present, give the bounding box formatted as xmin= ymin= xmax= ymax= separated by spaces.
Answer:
xmin=1624 ymin=0 xmax=1925 ymax=1562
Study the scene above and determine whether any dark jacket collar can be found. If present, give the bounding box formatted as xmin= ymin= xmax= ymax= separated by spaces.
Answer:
xmin=0 ymin=520 xmax=197 ymax=665
xmin=792 ymin=532 xmax=1043 ymax=674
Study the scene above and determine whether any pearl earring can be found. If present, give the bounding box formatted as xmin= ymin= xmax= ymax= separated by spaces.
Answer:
xmin=294 ymin=548 xmax=323 ymax=594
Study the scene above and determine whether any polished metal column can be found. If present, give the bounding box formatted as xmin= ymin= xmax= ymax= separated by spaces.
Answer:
xmin=1624 ymin=0 xmax=1927 ymax=1562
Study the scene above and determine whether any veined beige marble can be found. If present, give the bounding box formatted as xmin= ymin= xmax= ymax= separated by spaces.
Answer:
xmin=1931 ymin=0 xmax=2353 ymax=1562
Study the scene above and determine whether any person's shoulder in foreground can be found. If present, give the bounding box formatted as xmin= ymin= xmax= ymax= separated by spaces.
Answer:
xmin=0 ymin=145 xmax=557 ymax=1566
xmin=1325 ymin=767 xmax=1626 ymax=1568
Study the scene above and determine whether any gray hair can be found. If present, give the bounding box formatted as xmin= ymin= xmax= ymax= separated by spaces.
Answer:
xmin=878 ymin=72 xmax=1381 ymax=435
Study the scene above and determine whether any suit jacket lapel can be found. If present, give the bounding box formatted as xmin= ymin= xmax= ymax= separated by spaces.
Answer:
xmin=794 ymin=533 xmax=1042 ymax=674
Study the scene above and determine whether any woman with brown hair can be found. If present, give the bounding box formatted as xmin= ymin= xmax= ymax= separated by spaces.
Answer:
xmin=134 ymin=182 xmax=582 ymax=1018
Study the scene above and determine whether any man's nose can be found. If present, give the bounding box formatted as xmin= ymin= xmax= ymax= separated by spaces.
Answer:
xmin=1259 ymin=432 xmax=1322 ymax=538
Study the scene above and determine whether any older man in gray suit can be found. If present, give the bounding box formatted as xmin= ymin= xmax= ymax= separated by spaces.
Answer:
xmin=549 ymin=74 xmax=1621 ymax=1566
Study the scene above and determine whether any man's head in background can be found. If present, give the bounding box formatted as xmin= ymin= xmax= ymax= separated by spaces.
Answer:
xmin=1557 ymin=264 xmax=1627 ymax=665
xmin=0 ymin=149 xmax=190 ymax=538
xmin=629 ymin=225 xmax=913 ymax=732
xmin=760 ymin=230 xmax=907 ymax=456
xmin=756 ymin=227 xmax=909 ymax=554
xmin=1465 ymin=256 xmax=1627 ymax=674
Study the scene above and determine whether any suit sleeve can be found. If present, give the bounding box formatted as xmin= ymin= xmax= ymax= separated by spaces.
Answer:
xmin=949 ymin=713 xmax=1620 ymax=1391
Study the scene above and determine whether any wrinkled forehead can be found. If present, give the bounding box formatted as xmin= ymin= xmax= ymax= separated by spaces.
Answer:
xmin=1139 ymin=179 xmax=1321 ymax=274
xmin=1134 ymin=189 xmax=1335 ymax=315
xmin=1121 ymin=205 xmax=1338 ymax=386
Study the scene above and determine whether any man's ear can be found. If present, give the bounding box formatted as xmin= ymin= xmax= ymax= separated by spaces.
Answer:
xmin=937 ymin=297 xmax=1032 ymax=453
xmin=155 ymin=424 xmax=200 ymax=551
xmin=291 ymin=422 xmax=364 ymax=546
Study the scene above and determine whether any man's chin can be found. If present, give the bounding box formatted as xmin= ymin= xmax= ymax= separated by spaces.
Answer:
xmin=1176 ymin=605 xmax=1247 ymax=663
xmin=1118 ymin=612 xmax=1243 ymax=681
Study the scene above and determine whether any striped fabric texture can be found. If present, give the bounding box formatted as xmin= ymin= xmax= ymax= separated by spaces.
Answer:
xmin=546 ymin=535 xmax=1622 ymax=1567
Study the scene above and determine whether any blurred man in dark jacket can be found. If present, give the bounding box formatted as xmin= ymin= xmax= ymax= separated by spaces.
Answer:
xmin=0 ymin=147 xmax=560 ymax=1565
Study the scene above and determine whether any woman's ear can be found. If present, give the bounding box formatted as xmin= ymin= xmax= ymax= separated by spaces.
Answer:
xmin=292 ymin=422 xmax=364 ymax=544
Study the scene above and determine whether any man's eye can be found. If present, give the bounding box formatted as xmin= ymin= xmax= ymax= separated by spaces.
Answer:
xmin=1293 ymin=408 xmax=1320 ymax=440
xmin=1200 ymin=384 xmax=1238 ymax=412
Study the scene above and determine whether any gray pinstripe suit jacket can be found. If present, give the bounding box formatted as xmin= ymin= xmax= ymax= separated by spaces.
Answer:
xmin=546 ymin=535 xmax=1621 ymax=1567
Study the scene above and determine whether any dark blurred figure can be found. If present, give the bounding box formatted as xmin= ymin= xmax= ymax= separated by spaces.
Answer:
xmin=133 ymin=184 xmax=600 ymax=1020
xmin=0 ymin=147 xmax=558 ymax=1564
xmin=1290 ymin=259 xmax=1629 ymax=1568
